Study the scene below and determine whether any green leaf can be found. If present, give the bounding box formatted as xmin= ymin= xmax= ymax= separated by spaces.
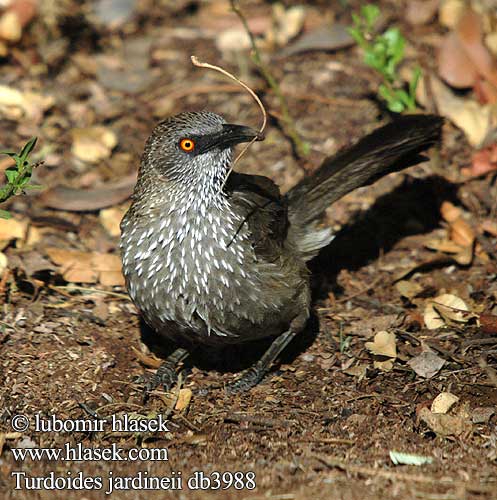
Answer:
xmin=19 ymin=137 xmax=37 ymax=163
xmin=5 ymin=168 xmax=18 ymax=184
xmin=22 ymin=183 xmax=43 ymax=191
xmin=347 ymin=26 xmax=363 ymax=45
xmin=387 ymin=99 xmax=405 ymax=113
xmin=0 ymin=151 xmax=18 ymax=159
xmin=362 ymin=4 xmax=380 ymax=28
xmin=0 ymin=208 xmax=12 ymax=219
xmin=409 ymin=66 xmax=422 ymax=99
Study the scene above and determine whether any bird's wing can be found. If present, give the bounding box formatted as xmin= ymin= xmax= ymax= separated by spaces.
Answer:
xmin=226 ymin=172 xmax=289 ymax=262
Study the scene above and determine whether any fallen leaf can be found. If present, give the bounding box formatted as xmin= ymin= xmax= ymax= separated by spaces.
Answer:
xmin=343 ymin=363 xmax=368 ymax=379
xmin=131 ymin=346 xmax=162 ymax=368
xmin=424 ymin=293 xmax=475 ymax=329
xmin=46 ymin=248 xmax=124 ymax=286
xmin=39 ymin=173 xmax=136 ymax=211
xmin=389 ymin=450 xmax=433 ymax=466
xmin=408 ymin=351 xmax=446 ymax=378
xmin=418 ymin=406 xmax=471 ymax=437
xmin=438 ymin=7 xmax=497 ymax=92
xmin=265 ymin=4 xmax=305 ymax=48
xmin=0 ymin=10 xmax=22 ymax=42
xmin=487 ymin=33 xmax=497 ymax=58
xmin=422 ymin=75 xmax=497 ymax=147
xmin=449 ymin=217 xmax=475 ymax=247
xmin=456 ymin=9 xmax=497 ymax=89
xmin=440 ymin=201 xmax=461 ymax=223
xmin=71 ymin=126 xmax=118 ymax=164
xmin=481 ymin=219 xmax=497 ymax=237
xmin=438 ymin=0 xmax=465 ymax=29
xmin=216 ymin=28 xmax=251 ymax=53
xmin=431 ymin=391 xmax=459 ymax=413
xmin=0 ymin=252 xmax=7 ymax=274
xmin=280 ymin=24 xmax=354 ymax=57
xmin=424 ymin=239 xmax=465 ymax=254
xmin=395 ymin=280 xmax=423 ymax=299
xmin=464 ymin=144 xmax=497 ymax=177
xmin=0 ymin=85 xmax=53 ymax=123
xmin=438 ymin=32 xmax=479 ymax=88
xmin=406 ymin=0 xmax=439 ymax=26
xmin=0 ymin=218 xmax=27 ymax=248
xmin=100 ymin=206 xmax=128 ymax=237
xmin=175 ymin=388 xmax=192 ymax=412
xmin=365 ymin=331 xmax=397 ymax=358
xmin=471 ymin=407 xmax=495 ymax=424
xmin=479 ymin=314 xmax=497 ymax=334
xmin=373 ymin=359 xmax=394 ymax=372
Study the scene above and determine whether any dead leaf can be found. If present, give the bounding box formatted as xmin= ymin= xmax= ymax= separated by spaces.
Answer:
xmin=39 ymin=173 xmax=136 ymax=211
xmin=46 ymin=248 xmax=124 ymax=286
xmin=438 ymin=8 xmax=497 ymax=92
xmin=418 ymin=406 xmax=471 ymax=437
xmin=0 ymin=252 xmax=7 ymax=274
xmin=422 ymin=75 xmax=497 ymax=147
xmin=406 ymin=0 xmax=439 ymax=26
xmin=373 ymin=359 xmax=394 ymax=372
xmin=343 ymin=364 xmax=367 ymax=379
xmin=438 ymin=32 xmax=479 ymax=88
xmin=431 ymin=391 xmax=459 ymax=413
xmin=100 ymin=206 xmax=128 ymax=237
xmin=471 ymin=407 xmax=495 ymax=424
xmin=265 ymin=4 xmax=305 ymax=48
xmin=449 ymin=217 xmax=475 ymax=247
xmin=280 ymin=24 xmax=354 ymax=57
xmin=440 ymin=201 xmax=461 ymax=223
xmin=408 ymin=351 xmax=446 ymax=378
xmin=0 ymin=85 xmax=53 ymax=123
xmin=464 ymin=144 xmax=497 ymax=177
xmin=216 ymin=28 xmax=251 ymax=53
xmin=424 ymin=239 xmax=465 ymax=254
xmin=479 ymin=314 xmax=497 ymax=334
xmin=395 ymin=280 xmax=423 ymax=299
xmin=481 ymin=219 xmax=497 ymax=237
xmin=131 ymin=346 xmax=162 ymax=369
xmin=456 ymin=9 xmax=497 ymax=89
xmin=438 ymin=0 xmax=465 ymax=29
xmin=71 ymin=126 xmax=118 ymax=163
xmin=365 ymin=331 xmax=397 ymax=358
xmin=175 ymin=388 xmax=192 ymax=412
xmin=0 ymin=218 xmax=27 ymax=248
xmin=424 ymin=293 xmax=470 ymax=329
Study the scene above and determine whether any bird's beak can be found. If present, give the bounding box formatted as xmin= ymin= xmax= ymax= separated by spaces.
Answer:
xmin=201 ymin=124 xmax=264 ymax=153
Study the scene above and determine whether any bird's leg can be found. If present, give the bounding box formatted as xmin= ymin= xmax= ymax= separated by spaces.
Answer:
xmin=225 ymin=314 xmax=308 ymax=394
xmin=136 ymin=347 xmax=189 ymax=394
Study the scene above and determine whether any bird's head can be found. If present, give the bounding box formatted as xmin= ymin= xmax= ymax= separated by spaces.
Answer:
xmin=139 ymin=111 xmax=263 ymax=194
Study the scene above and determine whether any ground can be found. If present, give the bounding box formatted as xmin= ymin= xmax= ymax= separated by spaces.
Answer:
xmin=0 ymin=1 xmax=496 ymax=499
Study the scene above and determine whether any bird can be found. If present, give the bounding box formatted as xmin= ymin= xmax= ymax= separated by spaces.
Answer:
xmin=120 ymin=111 xmax=443 ymax=393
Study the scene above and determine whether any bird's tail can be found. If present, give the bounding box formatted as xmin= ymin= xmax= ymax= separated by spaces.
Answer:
xmin=287 ymin=114 xmax=443 ymax=259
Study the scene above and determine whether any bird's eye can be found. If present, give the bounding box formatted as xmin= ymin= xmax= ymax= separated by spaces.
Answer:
xmin=179 ymin=138 xmax=195 ymax=152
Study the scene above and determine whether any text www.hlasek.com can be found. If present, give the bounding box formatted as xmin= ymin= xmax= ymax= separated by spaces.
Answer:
xmin=11 ymin=443 xmax=169 ymax=462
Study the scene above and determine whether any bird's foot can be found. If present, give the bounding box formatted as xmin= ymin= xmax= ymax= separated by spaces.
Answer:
xmin=134 ymin=348 xmax=189 ymax=400
xmin=138 ymin=360 xmax=179 ymax=392
xmin=225 ymin=365 xmax=266 ymax=394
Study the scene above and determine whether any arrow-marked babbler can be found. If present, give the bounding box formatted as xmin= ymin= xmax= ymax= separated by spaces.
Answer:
xmin=120 ymin=111 xmax=443 ymax=393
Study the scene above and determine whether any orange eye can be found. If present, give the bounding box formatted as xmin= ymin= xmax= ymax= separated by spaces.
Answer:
xmin=179 ymin=138 xmax=195 ymax=152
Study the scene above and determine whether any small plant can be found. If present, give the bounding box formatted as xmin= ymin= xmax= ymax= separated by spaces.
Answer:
xmin=348 ymin=4 xmax=420 ymax=113
xmin=339 ymin=323 xmax=352 ymax=354
xmin=0 ymin=137 xmax=41 ymax=219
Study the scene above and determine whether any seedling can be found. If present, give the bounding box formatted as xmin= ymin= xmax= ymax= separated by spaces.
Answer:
xmin=348 ymin=4 xmax=420 ymax=113
xmin=0 ymin=137 xmax=41 ymax=219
